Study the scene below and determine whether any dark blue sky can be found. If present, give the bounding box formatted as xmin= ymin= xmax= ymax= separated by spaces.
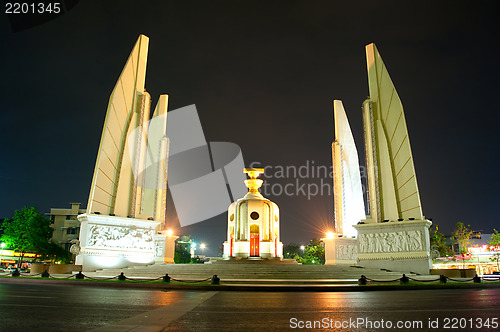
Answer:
xmin=1 ymin=1 xmax=499 ymax=255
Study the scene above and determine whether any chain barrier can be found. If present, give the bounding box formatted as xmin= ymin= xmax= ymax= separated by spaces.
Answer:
xmin=3 ymin=269 xmax=499 ymax=286
xmin=358 ymin=274 xmax=496 ymax=285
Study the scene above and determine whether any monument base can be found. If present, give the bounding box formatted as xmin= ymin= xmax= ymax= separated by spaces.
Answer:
xmin=324 ymin=236 xmax=358 ymax=265
xmin=75 ymin=213 xmax=159 ymax=271
xmin=222 ymin=240 xmax=283 ymax=259
xmin=354 ymin=220 xmax=432 ymax=275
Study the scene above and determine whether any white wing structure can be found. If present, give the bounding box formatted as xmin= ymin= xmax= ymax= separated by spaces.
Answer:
xmin=363 ymin=43 xmax=423 ymax=222
xmin=86 ymin=35 xmax=169 ymax=223
xmin=332 ymin=100 xmax=366 ymax=237
xmin=77 ymin=35 xmax=171 ymax=271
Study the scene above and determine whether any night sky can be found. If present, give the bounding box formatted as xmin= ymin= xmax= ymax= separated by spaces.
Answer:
xmin=1 ymin=1 xmax=499 ymax=256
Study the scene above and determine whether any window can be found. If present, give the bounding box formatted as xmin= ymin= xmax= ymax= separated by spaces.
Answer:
xmin=66 ymin=228 xmax=76 ymax=235
xmin=250 ymin=212 xmax=259 ymax=220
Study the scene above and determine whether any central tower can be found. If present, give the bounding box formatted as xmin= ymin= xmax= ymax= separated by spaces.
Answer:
xmin=223 ymin=168 xmax=283 ymax=259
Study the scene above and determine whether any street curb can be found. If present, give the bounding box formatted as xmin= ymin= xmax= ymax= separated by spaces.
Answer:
xmin=1 ymin=277 xmax=499 ymax=292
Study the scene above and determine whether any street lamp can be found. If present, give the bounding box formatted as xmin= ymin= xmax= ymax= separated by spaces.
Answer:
xmin=1 ymin=243 xmax=5 ymax=249
xmin=300 ymin=245 xmax=305 ymax=251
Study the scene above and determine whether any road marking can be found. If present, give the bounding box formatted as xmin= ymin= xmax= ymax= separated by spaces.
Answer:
xmin=7 ymin=295 xmax=54 ymax=299
xmin=88 ymin=291 xmax=218 ymax=332
xmin=0 ymin=304 xmax=58 ymax=308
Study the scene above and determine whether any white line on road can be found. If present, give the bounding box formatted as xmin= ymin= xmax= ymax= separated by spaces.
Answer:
xmin=88 ymin=291 xmax=218 ymax=332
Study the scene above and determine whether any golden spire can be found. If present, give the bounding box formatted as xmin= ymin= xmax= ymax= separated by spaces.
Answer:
xmin=244 ymin=168 xmax=264 ymax=193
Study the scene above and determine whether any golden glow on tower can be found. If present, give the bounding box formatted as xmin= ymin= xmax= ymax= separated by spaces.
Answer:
xmin=244 ymin=168 xmax=264 ymax=193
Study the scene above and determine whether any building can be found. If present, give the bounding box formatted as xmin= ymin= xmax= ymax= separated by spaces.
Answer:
xmin=47 ymin=202 xmax=86 ymax=251
xmin=434 ymin=233 xmax=500 ymax=275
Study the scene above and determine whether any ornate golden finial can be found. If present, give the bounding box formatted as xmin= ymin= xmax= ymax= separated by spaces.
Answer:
xmin=244 ymin=168 xmax=264 ymax=193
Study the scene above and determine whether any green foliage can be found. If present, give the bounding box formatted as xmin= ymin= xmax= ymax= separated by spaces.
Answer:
xmin=295 ymin=238 xmax=324 ymax=265
xmin=283 ymin=243 xmax=302 ymax=259
xmin=174 ymin=242 xmax=191 ymax=264
xmin=0 ymin=207 xmax=54 ymax=265
xmin=40 ymin=241 xmax=72 ymax=264
xmin=451 ymin=222 xmax=474 ymax=254
xmin=429 ymin=225 xmax=453 ymax=258
xmin=489 ymin=229 xmax=500 ymax=271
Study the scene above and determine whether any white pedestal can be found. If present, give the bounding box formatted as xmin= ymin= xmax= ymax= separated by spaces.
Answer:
xmin=154 ymin=231 xmax=177 ymax=264
xmin=324 ymin=236 xmax=358 ymax=265
xmin=354 ymin=220 xmax=432 ymax=275
xmin=75 ymin=213 xmax=160 ymax=271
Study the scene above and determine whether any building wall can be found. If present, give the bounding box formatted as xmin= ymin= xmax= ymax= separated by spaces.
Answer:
xmin=47 ymin=203 xmax=86 ymax=251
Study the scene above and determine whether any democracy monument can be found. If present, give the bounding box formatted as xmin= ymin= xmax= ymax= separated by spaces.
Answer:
xmin=75 ymin=35 xmax=176 ymax=271
xmin=325 ymin=43 xmax=432 ymax=274
xmin=74 ymin=34 xmax=431 ymax=275
xmin=223 ymin=168 xmax=283 ymax=260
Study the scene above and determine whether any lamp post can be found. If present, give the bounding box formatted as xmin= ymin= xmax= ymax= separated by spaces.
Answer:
xmin=200 ymin=243 xmax=206 ymax=256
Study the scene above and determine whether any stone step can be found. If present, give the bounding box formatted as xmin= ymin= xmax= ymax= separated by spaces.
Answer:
xmin=87 ymin=262 xmax=417 ymax=280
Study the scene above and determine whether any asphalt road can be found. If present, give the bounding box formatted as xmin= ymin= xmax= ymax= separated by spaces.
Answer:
xmin=0 ymin=281 xmax=499 ymax=331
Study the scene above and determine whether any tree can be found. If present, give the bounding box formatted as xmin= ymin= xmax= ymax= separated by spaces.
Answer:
xmin=451 ymin=222 xmax=474 ymax=254
xmin=283 ymin=243 xmax=302 ymax=259
xmin=39 ymin=241 xmax=72 ymax=264
xmin=429 ymin=225 xmax=453 ymax=258
xmin=296 ymin=239 xmax=325 ymax=265
xmin=0 ymin=207 xmax=54 ymax=266
xmin=174 ymin=242 xmax=191 ymax=264
xmin=489 ymin=229 xmax=500 ymax=272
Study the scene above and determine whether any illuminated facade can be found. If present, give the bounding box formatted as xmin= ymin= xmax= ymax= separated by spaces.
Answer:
xmin=76 ymin=35 xmax=172 ymax=271
xmin=434 ymin=234 xmax=500 ymax=275
xmin=223 ymin=168 xmax=283 ymax=259
xmin=47 ymin=202 xmax=86 ymax=251
xmin=353 ymin=43 xmax=432 ymax=274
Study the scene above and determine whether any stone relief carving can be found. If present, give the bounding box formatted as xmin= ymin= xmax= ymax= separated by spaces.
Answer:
xmin=154 ymin=240 xmax=165 ymax=257
xmin=336 ymin=244 xmax=358 ymax=260
xmin=87 ymin=225 xmax=154 ymax=251
xmin=358 ymin=230 xmax=424 ymax=254
xmin=69 ymin=239 xmax=80 ymax=255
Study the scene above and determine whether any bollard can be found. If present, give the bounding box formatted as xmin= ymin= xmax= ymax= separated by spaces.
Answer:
xmin=11 ymin=268 xmax=20 ymax=277
xmin=118 ymin=272 xmax=126 ymax=281
xmin=75 ymin=271 xmax=85 ymax=280
xmin=358 ymin=275 xmax=367 ymax=286
xmin=41 ymin=270 xmax=50 ymax=278
xmin=211 ymin=274 xmax=220 ymax=285
xmin=163 ymin=273 xmax=171 ymax=283
xmin=439 ymin=274 xmax=447 ymax=284
xmin=473 ymin=274 xmax=481 ymax=283
xmin=400 ymin=274 xmax=409 ymax=285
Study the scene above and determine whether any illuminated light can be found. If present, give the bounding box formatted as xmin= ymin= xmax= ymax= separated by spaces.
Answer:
xmin=191 ymin=242 xmax=197 ymax=249
xmin=1 ymin=243 xmax=5 ymax=249
xmin=300 ymin=245 xmax=305 ymax=250
xmin=200 ymin=243 xmax=206 ymax=249
xmin=166 ymin=229 xmax=173 ymax=236
xmin=326 ymin=232 xmax=334 ymax=239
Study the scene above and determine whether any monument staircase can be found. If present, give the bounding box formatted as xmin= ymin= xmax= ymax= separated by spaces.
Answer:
xmin=85 ymin=260 xmax=419 ymax=283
